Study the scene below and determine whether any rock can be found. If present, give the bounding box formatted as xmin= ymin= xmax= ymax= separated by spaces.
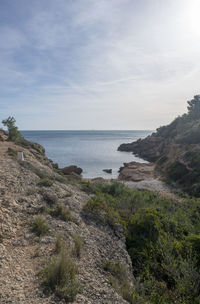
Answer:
xmin=118 ymin=133 xmax=161 ymax=162
xmin=43 ymin=190 xmax=58 ymax=205
xmin=103 ymin=169 xmax=112 ymax=174
xmin=66 ymin=172 xmax=82 ymax=180
xmin=61 ymin=165 xmax=83 ymax=175
xmin=118 ymin=162 xmax=156 ymax=181
xmin=0 ymin=130 xmax=8 ymax=141
xmin=91 ymin=177 xmax=105 ymax=182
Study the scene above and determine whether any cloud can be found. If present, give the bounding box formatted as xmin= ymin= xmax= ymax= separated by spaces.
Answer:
xmin=0 ymin=0 xmax=200 ymax=129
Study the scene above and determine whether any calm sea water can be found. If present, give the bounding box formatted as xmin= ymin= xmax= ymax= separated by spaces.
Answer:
xmin=21 ymin=130 xmax=152 ymax=178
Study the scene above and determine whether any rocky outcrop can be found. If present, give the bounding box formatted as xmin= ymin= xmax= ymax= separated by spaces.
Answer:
xmin=118 ymin=162 xmax=156 ymax=181
xmin=0 ymin=141 xmax=132 ymax=303
xmin=61 ymin=165 xmax=83 ymax=175
xmin=118 ymin=95 xmax=200 ymax=196
xmin=118 ymin=133 xmax=167 ymax=162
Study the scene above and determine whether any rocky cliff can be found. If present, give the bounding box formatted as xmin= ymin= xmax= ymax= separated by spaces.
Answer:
xmin=118 ymin=95 xmax=200 ymax=196
xmin=0 ymin=140 xmax=133 ymax=303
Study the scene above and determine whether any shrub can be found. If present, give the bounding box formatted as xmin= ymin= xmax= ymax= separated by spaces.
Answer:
xmin=49 ymin=203 xmax=73 ymax=222
xmin=103 ymin=261 xmax=126 ymax=280
xmin=7 ymin=147 xmax=17 ymax=158
xmin=166 ymin=161 xmax=189 ymax=182
xmin=82 ymin=180 xmax=200 ymax=303
xmin=37 ymin=178 xmax=53 ymax=187
xmin=54 ymin=234 xmax=64 ymax=254
xmin=72 ymin=234 xmax=83 ymax=258
xmin=103 ymin=261 xmax=134 ymax=303
xmin=156 ymin=155 xmax=168 ymax=166
xmin=32 ymin=215 xmax=49 ymax=236
xmin=95 ymin=181 xmax=127 ymax=197
xmin=83 ymin=198 xmax=120 ymax=228
xmin=80 ymin=181 xmax=96 ymax=194
xmin=2 ymin=116 xmax=23 ymax=142
xmin=42 ymin=249 xmax=79 ymax=302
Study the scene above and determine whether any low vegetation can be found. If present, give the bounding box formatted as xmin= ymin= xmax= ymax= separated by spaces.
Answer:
xmin=31 ymin=215 xmax=49 ymax=236
xmin=26 ymin=188 xmax=37 ymax=196
xmin=48 ymin=203 xmax=73 ymax=222
xmin=72 ymin=234 xmax=83 ymax=258
xmin=7 ymin=147 xmax=17 ymax=158
xmin=54 ymin=234 xmax=63 ymax=254
xmin=103 ymin=261 xmax=135 ymax=303
xmin=82 ymin=181 xmax=200 ymax=303
xmin=2 ymin=116 xmax=23 ymax=142
xmin=42 ymin=248 xmax=79 ymax=302
xmin=37 ymin=177 xmax=53 ymax=187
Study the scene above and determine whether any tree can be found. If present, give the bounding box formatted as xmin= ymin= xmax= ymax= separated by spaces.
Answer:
xmin=2 ymin=116 xmax=22 ymax=141
xmin=187 ymin=95 xmax=200 ymax=119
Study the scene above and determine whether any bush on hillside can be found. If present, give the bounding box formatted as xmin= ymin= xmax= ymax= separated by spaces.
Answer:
xmin=82 ymin=181 xmax=200 ymax=303
xmin=32 ymin=215 xmax=49 ymax=236
xmin=42 ymin=249 xmax=79 ymax=302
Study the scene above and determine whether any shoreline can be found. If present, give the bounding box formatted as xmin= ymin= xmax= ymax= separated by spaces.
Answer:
xmin=84 ymin=161 xmax=175 ymax=197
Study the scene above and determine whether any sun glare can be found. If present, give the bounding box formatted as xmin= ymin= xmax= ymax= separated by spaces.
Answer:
xmin=185 ymin=0 xmax=200 ymax=36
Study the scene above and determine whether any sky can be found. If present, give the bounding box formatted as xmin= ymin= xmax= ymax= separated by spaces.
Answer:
xmin=1 ymin=0 xmax=200 ymax=130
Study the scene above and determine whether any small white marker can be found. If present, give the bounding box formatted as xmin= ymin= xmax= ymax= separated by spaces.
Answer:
xmin=18 ymin=152 xmax=24 ymax=161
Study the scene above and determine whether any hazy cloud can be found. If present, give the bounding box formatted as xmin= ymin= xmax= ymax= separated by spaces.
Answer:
xmin=0 ymin=0 xmax=200 ymax=129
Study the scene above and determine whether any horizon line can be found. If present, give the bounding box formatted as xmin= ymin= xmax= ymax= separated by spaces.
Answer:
xmin=20 ymin=129 xmax=154 ymax=131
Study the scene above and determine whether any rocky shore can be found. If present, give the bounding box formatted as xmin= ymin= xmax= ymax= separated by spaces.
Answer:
xmin=117 ymin=95 xmax=200 ymax=196
xmin=117 ymin=161 xmax=173 ymax=195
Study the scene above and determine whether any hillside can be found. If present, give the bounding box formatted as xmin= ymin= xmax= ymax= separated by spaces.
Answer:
xmin=118 ymin=95 xmax=200 ymax=196
xmin=2 ymin=124 xmax=200 ymax=303
xmin=0 ymin=139 xmax=133 ymax=303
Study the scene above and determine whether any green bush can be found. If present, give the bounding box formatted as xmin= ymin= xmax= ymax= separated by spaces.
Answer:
xmin=83 ymin=197 xmax=121 ymax=228
xmin=49 ymin=203 xmax=73 ymax=222
xmin=80 ymin=181 xmax=95 ymax=194
xmin=103 ymin=261 xmax=134 ymax=303
xmin=72 ymin=234 xmax=83 ymax=258
xmin=42 ymin=249 xmax=79 ymax=302
xmin=166 ymin=161 xmax=189 ymax=182
xmin=2 ymin=116 xmax=23 ymax=142
xmin=32 ymin=215 xmax=49 ymax=236
xmin=103 ymin=261 xmax=126 ymax=280
xmin=82 ymin=181 xmax=200 ymax=303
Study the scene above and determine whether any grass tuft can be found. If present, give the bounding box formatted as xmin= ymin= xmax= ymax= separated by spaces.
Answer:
xmin=42 ymin=249 xmax=79 ymax=302
xmin=31 ymin=215 xmax=49 ymax=236
xmin=72 ymin=234 xmax=83 ymax=258
xmin=49 ymin=203 xmax=73 ymax=222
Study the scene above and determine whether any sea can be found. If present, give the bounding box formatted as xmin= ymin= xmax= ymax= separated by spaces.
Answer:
xmin=21 ymin=130 xmax=152 ymax=179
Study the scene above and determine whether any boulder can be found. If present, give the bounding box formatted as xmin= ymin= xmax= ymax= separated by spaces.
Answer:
xmin=103 ymin=169 xmax=112 ymax=174
xmin=61 ymin=165 xmax=83 ymax=175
